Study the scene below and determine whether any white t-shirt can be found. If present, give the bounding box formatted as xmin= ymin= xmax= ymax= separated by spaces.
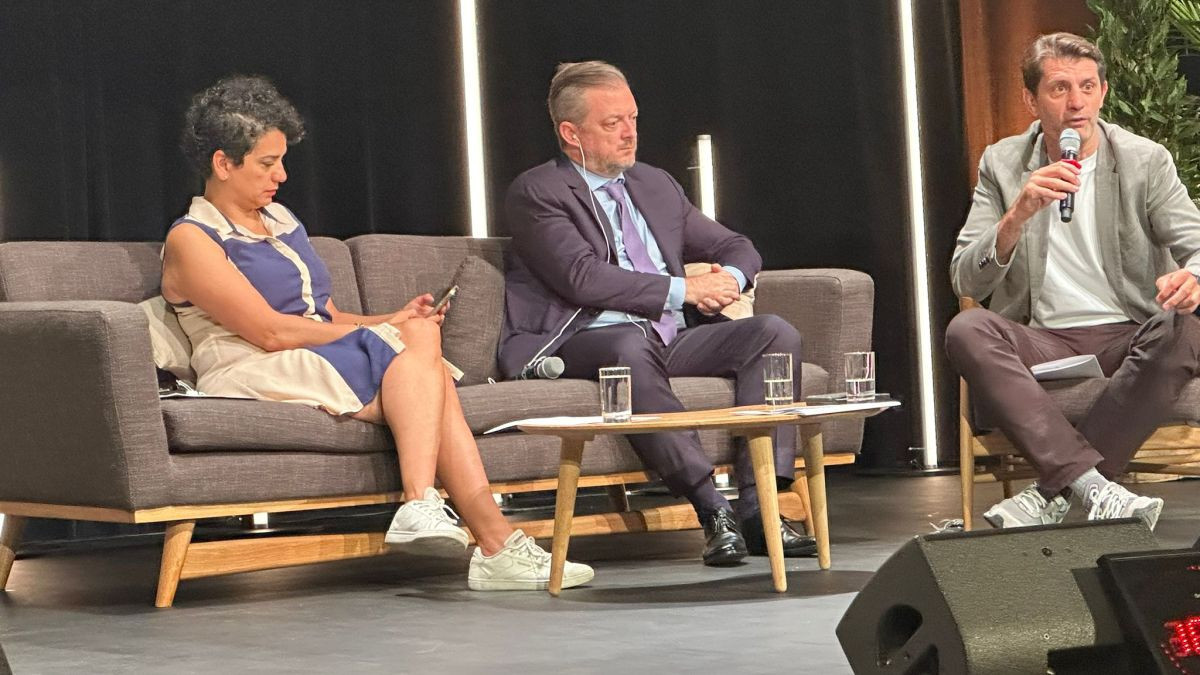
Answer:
xmin=1031 ymin=153 xmax=1131 ymax=328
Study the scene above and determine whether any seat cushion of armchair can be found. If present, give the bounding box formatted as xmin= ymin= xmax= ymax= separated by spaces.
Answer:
xmin=162 ymin=365 xmax=827 ymax=453
xmin=973 ymin=377 xmax=1200 ymax=434
xmin=1042 ymin=377 xmax=1200 ymax=424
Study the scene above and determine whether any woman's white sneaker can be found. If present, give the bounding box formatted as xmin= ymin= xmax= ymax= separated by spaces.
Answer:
xmin=385 ymin=487 xmax=469 ymax=551
xmin=468 ymin=529 xmax=594 ymax=591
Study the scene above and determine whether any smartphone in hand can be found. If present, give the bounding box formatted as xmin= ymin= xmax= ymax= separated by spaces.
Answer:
xmin=433 ymin=285 xmax=459 ymax=312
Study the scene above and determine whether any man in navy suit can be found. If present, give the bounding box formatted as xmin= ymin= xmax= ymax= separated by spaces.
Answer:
xmin=500 ymin=61 xmax=813 ymax=566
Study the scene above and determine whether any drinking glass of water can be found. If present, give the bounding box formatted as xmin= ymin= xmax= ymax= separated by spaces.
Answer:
xmin=844 ymin=351 xmax=876 ymax=402
xmin=599 ymin=366 xmax=632 ymax=422
xmin=763 ymin=353 xmax=794 ymax=408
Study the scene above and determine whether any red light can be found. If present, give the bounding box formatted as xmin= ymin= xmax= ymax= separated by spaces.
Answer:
xmin=1166 ymin=616 xmax=1200 ymax=658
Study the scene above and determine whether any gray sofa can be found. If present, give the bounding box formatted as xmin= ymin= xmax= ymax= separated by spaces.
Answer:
xmin=0 ymin=234 xmax=874 ymax=606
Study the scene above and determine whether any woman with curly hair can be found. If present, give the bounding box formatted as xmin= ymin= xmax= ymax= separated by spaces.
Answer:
xmin=162 ymin=75 xmax=592 ymax=591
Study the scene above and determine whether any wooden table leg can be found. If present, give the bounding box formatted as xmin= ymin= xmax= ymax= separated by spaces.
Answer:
xmin=0 ymin=515 xmax=26 ymax=590
xmin=746 ymin=429 xmax=787 ymax=593
xmin=549 ymin=436 xmax=587 ymax=596
xmin=802 ymin=426 xmax=831 ymax=570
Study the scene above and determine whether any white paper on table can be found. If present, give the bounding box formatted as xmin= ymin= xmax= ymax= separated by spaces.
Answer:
xmin=732 ymin=399 xmax=900 ymax=416
xmin=483 ymin=415 xmax=662 ymax=435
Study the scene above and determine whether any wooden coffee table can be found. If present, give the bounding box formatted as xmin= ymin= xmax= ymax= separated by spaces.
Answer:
xmin=519 ymin=403 xmax=894 ymax=595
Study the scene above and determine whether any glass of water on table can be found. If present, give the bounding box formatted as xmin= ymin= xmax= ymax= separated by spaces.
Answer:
xmin=599 ymin=366 xmax=632 ymax=422
xmin=844 ymin=351 xmax=876 ymax=401
xmin=763 ymin=353 xmax=794 ymax=408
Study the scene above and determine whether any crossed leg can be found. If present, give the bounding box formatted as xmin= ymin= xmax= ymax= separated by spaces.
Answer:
xmin=353 ymin=319 xmax=512 ymax=555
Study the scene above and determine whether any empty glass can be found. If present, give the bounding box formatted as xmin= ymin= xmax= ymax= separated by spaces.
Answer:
xmin=763 ymin=353 xmax=794 ymax=408
xmin=599 ymin=366 xmax=632 ymax=422
xmin=844 ymin=351 xmax=876 ymax=402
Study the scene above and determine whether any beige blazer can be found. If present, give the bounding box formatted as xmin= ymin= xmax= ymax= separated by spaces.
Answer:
xmin=950 ymin=120 xmax=1200 ymax=324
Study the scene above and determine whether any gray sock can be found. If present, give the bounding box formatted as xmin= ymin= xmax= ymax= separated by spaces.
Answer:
xmin=1069 ymin=468 xmax=1109 ymax=508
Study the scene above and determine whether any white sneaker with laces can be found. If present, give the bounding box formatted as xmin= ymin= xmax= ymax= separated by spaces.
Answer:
xmin=384 ymin=486 xmax=469 ymax=551
xmin=1085 ymin=482 xmax=1164 ymax=530
xmin=982 ymin=483 xmax=1071 ymax=529
xmin=468 ymin=529 xmax=595 ymax=591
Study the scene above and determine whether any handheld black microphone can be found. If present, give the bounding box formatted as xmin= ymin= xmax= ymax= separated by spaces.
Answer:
xmin=517 ymin=356 xmax=565 ymax=380
xmin=1059 ymin=128 xmax=1081 ymax=222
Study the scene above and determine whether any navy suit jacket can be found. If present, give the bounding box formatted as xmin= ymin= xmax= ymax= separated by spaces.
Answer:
xmin=498 ymin=155 xmax=762 ymax=379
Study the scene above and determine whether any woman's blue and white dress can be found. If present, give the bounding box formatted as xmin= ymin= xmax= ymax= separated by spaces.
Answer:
xmin=169 ymin=196 xmax=459 ymax=415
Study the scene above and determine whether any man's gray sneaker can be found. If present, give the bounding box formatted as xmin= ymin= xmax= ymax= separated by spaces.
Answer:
xmin=982 ymin=483 xmax=1071 ymax=528
xmin=1085 ymin=482 xmax=1164 ymax=530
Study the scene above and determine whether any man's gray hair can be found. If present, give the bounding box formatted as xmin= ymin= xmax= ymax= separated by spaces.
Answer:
xmin=547 ymin=61 xmax=628 ymax=132
xmin=1021 ymin=32 xmax=1107 ymax=92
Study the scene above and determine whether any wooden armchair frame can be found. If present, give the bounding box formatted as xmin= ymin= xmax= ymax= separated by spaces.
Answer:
xmin=956 ymin=297 xmax=1200 ymax=530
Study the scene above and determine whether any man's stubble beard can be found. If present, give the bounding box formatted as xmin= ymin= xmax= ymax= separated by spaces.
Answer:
xmin=600 ymin=155 xmax=636 ymax=177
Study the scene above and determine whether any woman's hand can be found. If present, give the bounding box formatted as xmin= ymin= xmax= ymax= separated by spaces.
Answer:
xmin=386 ymin=306 xmax=444 ymax=327
xmin=402 ymin=293 xmax=449 ymax=321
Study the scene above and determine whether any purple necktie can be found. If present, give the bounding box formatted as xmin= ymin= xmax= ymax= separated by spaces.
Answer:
xmin=603 ymin=179 xmax=678 ymax=345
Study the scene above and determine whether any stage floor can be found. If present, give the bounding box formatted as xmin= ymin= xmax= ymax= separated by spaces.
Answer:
xmin=1 ymin=469 xmax=1197 ymax=674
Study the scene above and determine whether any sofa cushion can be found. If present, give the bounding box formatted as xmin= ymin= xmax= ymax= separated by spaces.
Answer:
xmin=308 ymin=236 xmax=363 ymax=315
xmin=164 ymin=365 xmax=828 ymax=452
xmin=440 ymin=255 xmax=504 ymax=385
xmin=138 ymin=296 xmax=196 ymax=382
xmin=163 ymin=398 xmax=392 ymax=453
xmin=0 ymin=241 xmax=163 ymax=302
xmin=348 ymin=234 xmax=507 ymax=315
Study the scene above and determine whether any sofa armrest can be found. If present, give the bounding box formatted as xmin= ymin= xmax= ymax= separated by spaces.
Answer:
xmin=754 ymin=270 xmax=874 ymax=455
xmin=754 ymin=269 xmax=875 ymax=388
xmin=0 ymin=301 xmax=171 ymax=510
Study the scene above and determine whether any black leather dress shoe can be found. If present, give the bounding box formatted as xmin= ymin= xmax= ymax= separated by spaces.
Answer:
xmin=701 ymin=509 xmax=748 ymax=566
xmin=741 ymin=513 xmax=818 ymax=557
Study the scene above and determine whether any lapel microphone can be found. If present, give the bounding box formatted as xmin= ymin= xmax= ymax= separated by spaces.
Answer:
xmin=1058 ymin=128 xmax=1081 ymax=222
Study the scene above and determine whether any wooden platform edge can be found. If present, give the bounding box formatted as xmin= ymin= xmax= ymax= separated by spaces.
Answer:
xmin=0 ymin=454 xmax=857 ymax=525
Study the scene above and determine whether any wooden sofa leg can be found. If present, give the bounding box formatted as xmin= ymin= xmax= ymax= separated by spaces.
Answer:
xmin=0 ymin=515 xmax=26 ymax=589
xmin=791 ymin=474 xmax=815 ymax=536
xmin=605 ymin=484 xmax=631 ymax=512
xmin=156 ymin=520 xmax=196 ymax=608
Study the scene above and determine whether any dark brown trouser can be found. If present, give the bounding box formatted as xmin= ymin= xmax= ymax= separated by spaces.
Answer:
xmin=945 ymin=308 xmax=1200 ymax=493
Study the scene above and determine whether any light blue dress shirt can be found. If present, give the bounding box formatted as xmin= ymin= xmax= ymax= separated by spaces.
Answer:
xmin=572 ymin=163 xmax=745 ymax=331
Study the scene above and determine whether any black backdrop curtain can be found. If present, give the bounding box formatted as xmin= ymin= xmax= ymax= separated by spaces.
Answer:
xmin=0 ymin=0 xmax=967 ymax=468
xmin=0 ymin=0 xmax=467 ymax=241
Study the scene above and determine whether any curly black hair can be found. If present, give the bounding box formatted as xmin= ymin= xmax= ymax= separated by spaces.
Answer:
xmin=180 ymin=75 xmax=306 ymax=178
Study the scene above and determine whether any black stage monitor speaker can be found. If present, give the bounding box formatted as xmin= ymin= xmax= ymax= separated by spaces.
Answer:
xmin=836 ymin=519 xmax=1159 ymax=674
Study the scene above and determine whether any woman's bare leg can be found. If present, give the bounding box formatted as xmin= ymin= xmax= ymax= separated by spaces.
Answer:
xmin=356 ymin=320 xmax=446 ymax=501
xmin=433 ymin=369 xmax=514 ymax=555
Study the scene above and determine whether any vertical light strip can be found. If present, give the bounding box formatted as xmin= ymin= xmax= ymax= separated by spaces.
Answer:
xmin=898 ymin=0 xmax=940 ymax=467
xmin=696 ymin=134 xmax=717 ymax=219
xmin=458 ymin=0 xmax=488 ymax=238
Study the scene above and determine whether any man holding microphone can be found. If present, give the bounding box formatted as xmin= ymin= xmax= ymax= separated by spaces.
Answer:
xmin=947 ymin=32 xmax=1200 ymax=529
